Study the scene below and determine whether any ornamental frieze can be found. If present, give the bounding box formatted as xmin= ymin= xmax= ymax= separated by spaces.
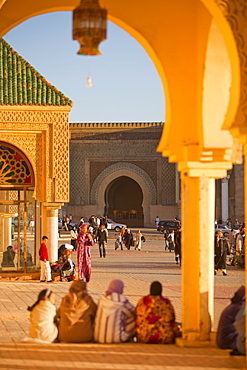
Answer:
xmin=0 ymin=110 xmax=68 ymax=123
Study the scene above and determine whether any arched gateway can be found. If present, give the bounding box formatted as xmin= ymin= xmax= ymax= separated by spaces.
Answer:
xmin=0 ymin=142 xmax=35 ymax=269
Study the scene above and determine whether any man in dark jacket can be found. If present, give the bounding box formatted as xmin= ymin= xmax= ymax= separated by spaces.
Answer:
xmin=214 ymin=230 xmax=230 ymax=275
xmin=174 ymin=228 xmax=182 ymax=265
xmin=96 ymin=224 xmax=108 ymax=258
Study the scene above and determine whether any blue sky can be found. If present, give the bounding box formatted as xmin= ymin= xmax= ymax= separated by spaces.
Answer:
xmin=4 ymin=11 xmax=165 ymax=123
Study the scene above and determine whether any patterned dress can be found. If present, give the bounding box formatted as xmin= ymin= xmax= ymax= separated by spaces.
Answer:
xmin=135 ymin=295 xmax=181 ymax=344
xmin=77 ymin=232 xmax=94 ymax=282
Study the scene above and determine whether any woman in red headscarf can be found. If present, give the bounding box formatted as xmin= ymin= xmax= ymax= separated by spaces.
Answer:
xmin=76 ymin=224 xmax=94 ymax=282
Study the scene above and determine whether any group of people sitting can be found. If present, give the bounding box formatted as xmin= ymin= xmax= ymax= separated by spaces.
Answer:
xmin=27 ymin=280 xmax=181 ymax=344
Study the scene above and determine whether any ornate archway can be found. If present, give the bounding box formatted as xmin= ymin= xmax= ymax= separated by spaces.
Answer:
xmin=0 ymin=141 xmax=35 ymax=270
xmin=105 ymin=176 xmax=144 ymax=227
xmin=0 ymin=142 xmax=35 ymax=187
xmin=90 ymin=162 xmax=156 ymax=226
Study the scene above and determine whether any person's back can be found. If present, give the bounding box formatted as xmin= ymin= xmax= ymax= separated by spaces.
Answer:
xmin=135 ymin=281 xmax=181 ymax=344
xmin=233 ymin=305 xmax=246 ymax=355
xmin=216 ymin=285 xmax=245 ymax=350
xmin=28 ymin=289 xmax=58 ymax=343
xmin=57 ymin=281 xmax=97 ymax=343
xmin=94 ymin=280 xmax=135 ymax=343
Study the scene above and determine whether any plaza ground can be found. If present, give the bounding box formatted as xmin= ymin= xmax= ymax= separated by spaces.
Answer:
xmin=0 ymin=229 xmax=245 ymax=369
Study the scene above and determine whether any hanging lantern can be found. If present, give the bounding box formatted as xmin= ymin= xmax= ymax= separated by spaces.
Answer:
xmin=73 ymin=0 xmax=107 ymax=56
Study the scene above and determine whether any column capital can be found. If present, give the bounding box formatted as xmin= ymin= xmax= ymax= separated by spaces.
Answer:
xmin=43 ymin=202 xmax=64 ymax=210
xmin=43 ymin=203 xmax=64 ymax=218
xmin=178 ymin=161 xmax=231 ymax=178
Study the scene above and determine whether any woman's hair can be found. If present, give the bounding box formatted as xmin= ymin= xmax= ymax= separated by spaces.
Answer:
xmin=150 ymin=281 xmax=162 ymax=296
xmin=28 ymin=289 xmax=52 ymax=312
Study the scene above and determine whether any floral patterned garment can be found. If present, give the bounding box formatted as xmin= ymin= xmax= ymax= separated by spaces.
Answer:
xmin=77 ymin=233 xmax=94 ymax=282
xmin=135 ymin=295 xmax=181 ymax=344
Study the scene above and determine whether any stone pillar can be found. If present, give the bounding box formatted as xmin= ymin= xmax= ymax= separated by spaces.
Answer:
xmin=43 ymin=205 xmax=59 ymax=263
xmin=221 ymin=178 xmax=229 ymax=222
xmin=0 ymin=217 xmax=4 ymax=252
xmin=4 ymin=217 xmax=12 ymax=247
xmin=176 ymin=166 xmax=225 ymax=346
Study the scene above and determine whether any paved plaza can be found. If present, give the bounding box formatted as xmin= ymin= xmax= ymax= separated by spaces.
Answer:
xmin=0 ymin=231 xmax=245 ymax=369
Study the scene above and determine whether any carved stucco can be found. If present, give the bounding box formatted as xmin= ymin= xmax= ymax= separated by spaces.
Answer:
xmin=215 ymin=0 xmax=247 ymax=133
xmin=0 ymin=109 xmax=69 ymax=203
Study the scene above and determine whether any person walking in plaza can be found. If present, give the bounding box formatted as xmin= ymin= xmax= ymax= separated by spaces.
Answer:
xmin=228 ymin=229 xmax=236 ymax=266
xmin=57 ymin=280 xmax=97 ymax=343
xmin=134 ymin=230 xmax=142 ymax=251
xmin=28 ymin=289 xmax=58 ymax=343
xmin=167 ymin=230 xmax=175 ymax=252
xmin=135 ymin=281 xmax=181 ymax=344
xmin=76 ymin=224 xmax=94 ymax=282
xmin=174 ymin=228 xmax=182 ymax=265
xmin=96 ymin=224 xmax=108 ymax=258
xmin=39 ymin=236 xmax=52 ymax=282
xmin=124 ymin=229 xmax=133 ymax=250
xmin=214 ymin=230 xmax=230 ymax=276
xmin=155 ymin=216 xmax=160 ymax=228
xmin=70 ymin=226 xmax=78 ymax=251
xmin=94 ymin=279 xmax=135 ymax=343
xmin=115 ymin=232 xmax=123 ymax=250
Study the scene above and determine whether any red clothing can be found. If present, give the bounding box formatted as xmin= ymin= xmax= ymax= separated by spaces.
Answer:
xmin=39 ymin=242 xmax=49 ymax=261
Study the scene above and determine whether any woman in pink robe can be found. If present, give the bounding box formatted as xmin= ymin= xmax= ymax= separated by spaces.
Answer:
xmin=76 ymin=224 xmax=94 ymax=282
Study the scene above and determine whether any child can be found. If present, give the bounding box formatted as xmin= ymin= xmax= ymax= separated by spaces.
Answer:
xmin=28 ymin=289 xmax=58 ymax=342
xmin=115 ymin=233 xmax=123 ymax=250
xmin=39 ymin=236 xmax=52 ymax=282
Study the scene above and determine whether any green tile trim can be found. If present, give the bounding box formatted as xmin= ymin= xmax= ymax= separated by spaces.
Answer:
xmin=0 ymin=38 xmax=73 ymax=106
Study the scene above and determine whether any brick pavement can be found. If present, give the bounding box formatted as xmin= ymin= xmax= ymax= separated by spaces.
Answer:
xmin=0 ymin=232 xmax=245 ymax=369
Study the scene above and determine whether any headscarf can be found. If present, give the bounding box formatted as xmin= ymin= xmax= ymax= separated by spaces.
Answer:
xmin=69 ymin=280 xmax=87 ymax=297
xmin=105 ymin=279 xmax=124 ymax=295
xmin=231 ymin=285 xmax=245 ymax=304
xmin=150 ymin=281 xmax=162 ymax=296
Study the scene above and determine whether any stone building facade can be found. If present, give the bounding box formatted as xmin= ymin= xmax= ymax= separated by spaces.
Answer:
xmin=65 ymin=122 xmax=180 ymax=227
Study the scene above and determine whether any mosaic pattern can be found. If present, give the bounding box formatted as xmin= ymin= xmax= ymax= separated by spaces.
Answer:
xmin=0 ymin=143 xmax=34 ymax=186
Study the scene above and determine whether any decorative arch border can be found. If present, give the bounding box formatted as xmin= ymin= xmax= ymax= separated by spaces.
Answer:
xmin=0 ymin=141 xmax=35 ymax=187
xmin=90 ymin=162 xmax=157 ymax=206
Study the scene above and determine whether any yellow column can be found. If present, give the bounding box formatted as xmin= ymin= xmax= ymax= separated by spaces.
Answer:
xmin=175 ymin=160 xmax=230 ymax=347
xmin=244 ymin=143 xmax=247 ymax=359
xmin=42 ymin=204 xmax=61 ymax=263
xmin=4 ymin=217 xmax=12 ymax=247
xmin=0 ymin=217 xmax=4 ymax=252
xmin=176 ymin=173 xmax=215 ymax=345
